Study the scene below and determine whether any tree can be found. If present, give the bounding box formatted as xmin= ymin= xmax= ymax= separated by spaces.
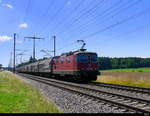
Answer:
xmin=29 ymin=56 xmax=37 ymax=63
xmin=99 ymin=57 xmax=111 ymax=70
xmin=111 ymin=58 xmax=120 ymax=69
xmin=0 ymin=64 xmax=2 ymax=69
xmin=98 ymin=57 xmax=150 ymax=70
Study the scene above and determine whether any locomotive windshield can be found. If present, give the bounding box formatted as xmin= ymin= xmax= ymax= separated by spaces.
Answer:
xmin=91 ymin=56 xmax=98 ymax=63
xmin=77 ymin=54 xmax=98 ymax=63
xmin=77 ymin=55 xmax=88 ymax=63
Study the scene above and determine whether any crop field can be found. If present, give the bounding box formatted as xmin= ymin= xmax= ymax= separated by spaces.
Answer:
xmin=0 ymin=71 xmax=62 ymax=113
xmin=102 ymin=68 xmax=150 ymax=72
xmin=96 ymin=71 xmax=150 ymax=88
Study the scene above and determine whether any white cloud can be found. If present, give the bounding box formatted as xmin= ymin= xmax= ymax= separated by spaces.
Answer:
xmin=19 ymin=23 xmax=28 ymax=28
xmin=2 ymin=4 xmax=13 ymax=9
xmin=0 ymin=35 xmax=12 ymax=42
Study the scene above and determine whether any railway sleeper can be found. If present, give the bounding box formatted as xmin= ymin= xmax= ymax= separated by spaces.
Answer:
xmin=111 ymin=98 xmax=125 ymax=102
xmin=119 ymin=109 xmax=131 ymax=113
xmin=104 ymin=96 xmax=114 ymax=99
xmin=120 ymin=100 xmax=132 ymax=103
xmin=126 ymin=102 xmax=139 ymax=105
xmin=101 ymin=94 xmax=112 ymax=98
xmin=134 ymin=104 xmax=147 ymax=108
xmin=141 ymin=106 xmax=150 ymax=110
xmin=106 ymin=97 xmax=119 ymax=101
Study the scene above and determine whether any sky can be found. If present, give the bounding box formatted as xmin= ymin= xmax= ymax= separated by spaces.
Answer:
xmin=0 ymin=0 xmax=150 ymax=67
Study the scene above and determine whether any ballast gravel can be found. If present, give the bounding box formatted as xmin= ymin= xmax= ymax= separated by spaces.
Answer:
xmin=18 ymin=75 xmax=129 ymax=113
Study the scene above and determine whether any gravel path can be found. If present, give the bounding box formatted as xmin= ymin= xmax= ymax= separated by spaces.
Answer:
xmin=17 ymin=75 xmax=129 ymax=113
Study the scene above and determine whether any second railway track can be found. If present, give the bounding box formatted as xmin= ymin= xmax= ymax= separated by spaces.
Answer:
xmin=90 ymin=82 xmax=150 ymax=95
xmin=17 ymin=73 xmax=150 ymax=113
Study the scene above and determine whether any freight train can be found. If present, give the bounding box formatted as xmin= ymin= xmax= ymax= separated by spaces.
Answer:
xmin=16 ymin=48 xmax=100 ymax=82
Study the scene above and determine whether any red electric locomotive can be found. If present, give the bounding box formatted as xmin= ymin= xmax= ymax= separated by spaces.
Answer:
xmin=51 ymin=49 xmax=100 ymax=81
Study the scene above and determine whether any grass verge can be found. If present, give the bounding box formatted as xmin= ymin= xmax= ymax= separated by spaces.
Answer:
xmin=0 ymin=71 xmax=62 ymax=113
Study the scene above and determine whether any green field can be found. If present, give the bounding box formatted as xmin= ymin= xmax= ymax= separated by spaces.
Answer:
xmin=101 ymin=68 xmax=150 ymax=72
xmin=0 ymin=72 xmax=62 ymax=113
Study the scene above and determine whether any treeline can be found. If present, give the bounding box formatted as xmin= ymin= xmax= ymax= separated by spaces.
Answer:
xmin=99 ymin=57 xmax=150 ymax=70
xmin=0 ymin=64 xmax=2 ymax=70
xmin=0 ymin=64 xmax=2 ymax=69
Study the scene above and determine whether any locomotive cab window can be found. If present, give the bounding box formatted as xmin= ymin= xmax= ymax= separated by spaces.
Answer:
xmin=77 ymin=54 xmax=88 ymax=63
xmin=27 ymin=67 xmax=29 ymax=71
xmin=91 ymin=55 xmax=98 ymax=63
xmin=66 ymin=56 xmax=70 ymax=63
xmin=56 ymin=58 xmax=59 ymax=64
xmin=60 ymin=57 xmax=64 ymax=64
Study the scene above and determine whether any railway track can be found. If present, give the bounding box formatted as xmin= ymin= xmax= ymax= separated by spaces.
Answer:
xmin=17 ymin=73 xmax=150 ymax=113
xmin=90 ymin=82 xmax=150 ymax=95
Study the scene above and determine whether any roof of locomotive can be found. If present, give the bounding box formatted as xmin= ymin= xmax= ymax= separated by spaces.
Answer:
xmin=74 ymin=51 xmax=97 ymax=55
xmin=60 ymin=49 xmax=97 ymax=56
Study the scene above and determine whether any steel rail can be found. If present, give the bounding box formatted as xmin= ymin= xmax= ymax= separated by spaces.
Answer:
xmin=90 ymin=82 xmax=150 ymax=95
